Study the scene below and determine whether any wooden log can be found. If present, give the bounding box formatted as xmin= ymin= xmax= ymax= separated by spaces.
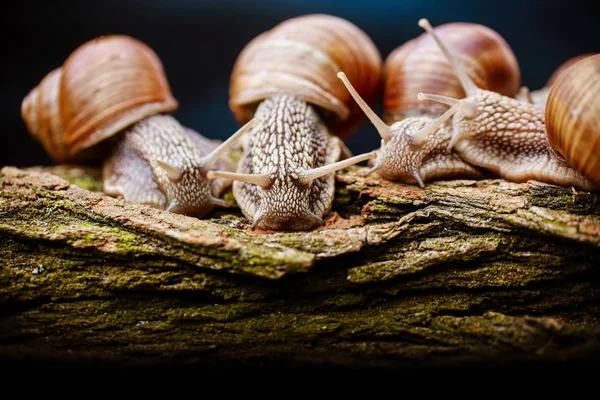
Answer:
xmin=1 ymin=165 xmax=599 ymax=369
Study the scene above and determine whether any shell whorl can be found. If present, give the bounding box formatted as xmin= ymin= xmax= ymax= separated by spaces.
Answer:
xmin=383 ymin=22 xmax=521 ymax=123
xmin=546 ymin=53 xmax=596 ymax=87
xmin=21 ymin=35 xmax=178 ymax=164
xmin=522 ymin=54 xmax=597 ymax=108
xmin=545 ymin=53 xmax=600 ymax=188
xmin=229 ymin=14 xmax=382 ymax=139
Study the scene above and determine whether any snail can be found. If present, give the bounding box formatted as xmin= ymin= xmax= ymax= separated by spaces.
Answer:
xmin=545 ymin=53 xmax=600 ymax=188
xmin=207 ymin=14 xmax=382 ymax=231
xmin=516 ymin=53 xmax=596 ymax=107
xmin=405 ymin=18 xmax=597 ymax=191
xmin=20 ymin=34 xmax=258 ymax=217
xmin=336 ymin=22 xmax=521 ymax=186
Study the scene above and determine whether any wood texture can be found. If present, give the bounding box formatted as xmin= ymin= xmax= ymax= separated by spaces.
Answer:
xmin=1 ymin=165 xmax=599 ymax=369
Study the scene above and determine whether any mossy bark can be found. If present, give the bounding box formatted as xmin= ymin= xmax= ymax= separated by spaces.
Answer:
xmin=1 ymin=165 xmax=599 ymax=369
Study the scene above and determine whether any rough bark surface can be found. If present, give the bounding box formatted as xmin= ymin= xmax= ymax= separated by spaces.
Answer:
xmin=1 ymin=165 xmax=600 ymax=369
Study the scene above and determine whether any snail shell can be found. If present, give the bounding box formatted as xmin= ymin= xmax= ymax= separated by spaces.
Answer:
xmin=525 ymin=53 xmax=596 ymax=107
xmin=21 ymin=35 xmax=178 ymax=164
xmin=228 ymin=13 xmax=382 ymax=139
xmin=545 ymin=53 xmax=600 ymax=187
xmin=383 ymin=22 xmax=521 ymax=122
xmin=546 ymin=53 xmax=596 ymax=87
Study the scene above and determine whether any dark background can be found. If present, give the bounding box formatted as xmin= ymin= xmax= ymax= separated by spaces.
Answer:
xmin=2 ymin=0 xmax=599 ymax=167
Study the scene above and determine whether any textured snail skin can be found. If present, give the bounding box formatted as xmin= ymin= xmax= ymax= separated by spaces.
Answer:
xmin=450 ymin=90 xmax=597 ymax=191
xmin=229 ymin=13 xmax=382 ymax=140
xmin=232 ymin=94 xmax=353 ymax=231
xmin=217 ymin=14 xmax=380 ymax=231
xmin=397 ymin=18 xmax=599 ymax=192
xmin=102 ymin=114 xmax=234 ymax=217
xmin=21 ymin=34 xmax=247 ymax=217
xmin=371 ymin=118 xmax=486 ymax=186
xmin=338 ymin=69 xmax=487 ymax=187
xmin=335 ymin=22 xmax=519 ymax=187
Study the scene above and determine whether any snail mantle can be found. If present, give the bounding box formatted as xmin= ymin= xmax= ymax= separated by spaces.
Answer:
xmin=1 ymin=165 xmax=600 ymax=369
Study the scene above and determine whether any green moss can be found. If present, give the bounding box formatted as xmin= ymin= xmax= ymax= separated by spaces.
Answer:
xmin=332 ymin=187 xmax=353 ymax=205
xmin=525 ymin=185 xmax=600 ymax=215
xmin=24 ymin=166 xmax=104 ymax=193
xmin=277 ymin=234 xmax=329 ymax=254
xmin=66 ymin=174 xmax=104 ymax=192
xmin=0 ymin=185 xmax=316 ymax=279
xmin=321 ymin=293 xmax=367 ymax=308
xmin=367 ymin=202 xmax=392 ymax=213
xmin=0 ymin=236 xmax=278 ymax=303
xmin=221 ymin=190 xmax=237 ymax=207
xmin=348 ymin=234 xmax=506 ymax=283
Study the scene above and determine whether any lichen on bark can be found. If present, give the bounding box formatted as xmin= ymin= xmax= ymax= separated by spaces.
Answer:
xmin=1 ymin=165 xmax=599 ymax=368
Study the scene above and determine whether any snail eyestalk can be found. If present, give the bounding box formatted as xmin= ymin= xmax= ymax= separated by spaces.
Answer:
xmin=210 ymin=197 xmax=230 ymax=207
xmin=418 ymin=18 xmax=479 ymax=96
xmin=166 ymin=199 xmax=179 ymax=212
xmin=412 ymin=169 xmax=425 ymax=188
xmin=417 ymin=93 xmax=460 ymax=107
xmin=447 ymin=121 xmax=464 ymax=153
xmin=518 ymin=86 xmax=534 ymax=105
xmin=251 ymin=210 xmax=267 ymax=229
xmin=337 ymin=71 xmax=392 ymax=142
xmin=151 ymin=160 xmax=183 ymax=182
xmin=411 ymin=95 xmax=466 ymax=146
xmin=207 ymin=171 xmax=273 ymax=188
xmin=298 ymin=151 xmax=378 ymax=185
xmin=306 ymin=212 xmax=325 ymax=227
xmin=201 ymin=118 xmax=260 ymax=170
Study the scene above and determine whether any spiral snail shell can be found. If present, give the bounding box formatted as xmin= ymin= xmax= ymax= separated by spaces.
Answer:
xmin=21 ymin=35 xmax=178 ymax=164
xmin=336 ymin=21 xmax=521 ymax=186
xmin=229 ymin=13 xmax=382 ymax=139
xmin=406 ymin=19 xmax=597 ymax=191
xmin=207 ymin=14 xmax=381 ymax=231
xmin=383 ymin=22 xmax=521 ymax=123
xmin=545 ymin=53 xmax=600 ymax=188
xmin=21 ymin=34 xmax=260 ymax=217
xmin=520 ymin=53 xmax=596 ymax=107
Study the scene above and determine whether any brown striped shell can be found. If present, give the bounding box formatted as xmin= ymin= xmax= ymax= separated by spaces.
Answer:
xmin=546 ymin=53 xmax=596 ymax=87
xmin=545 ymin=53 xmax=600 ymax=187
xmin=526 ymin=54 xmax=597 ymax=107
xmin=228 ymin=14 xmax=382 ymax=139
xmin=383 ymin=22 xmax=521 ymax=122
xmin=21 ymin=35 xmax=178 ymax=163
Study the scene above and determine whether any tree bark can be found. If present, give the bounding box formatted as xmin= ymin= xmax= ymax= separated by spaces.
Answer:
xmin=1 ymin=165 xmax=599 ymax=369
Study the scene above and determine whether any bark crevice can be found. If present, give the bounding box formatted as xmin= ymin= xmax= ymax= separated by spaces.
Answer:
xmin=1 ymin=165 xmax=599 ymax=368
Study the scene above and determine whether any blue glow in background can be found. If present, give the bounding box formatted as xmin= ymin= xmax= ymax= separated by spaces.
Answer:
xmin=2 ymin=0 xmax=598 ymax=166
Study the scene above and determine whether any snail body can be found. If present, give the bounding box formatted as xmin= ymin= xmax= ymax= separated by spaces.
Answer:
xmin=337 ymin=22 xmax=522 ymax=186
xmin=21 ymin=34 xmax=255 ymax=217
xmin=20 ymin=35 xmax=179 ymax=164
xmin=411 ymin=19 xmax=597 ymax=191
xmin=103 ymin=114 xmax=257 ymax=216
xmin=229 ymin=14 xmax=381 ymax=140
xmin=338 ymin=71 xmax=484 ymax=186
xmin=209 ymin=14 xmax=381 ymax=231
xmin=383 ymin=22 xmax=521 ymax=122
